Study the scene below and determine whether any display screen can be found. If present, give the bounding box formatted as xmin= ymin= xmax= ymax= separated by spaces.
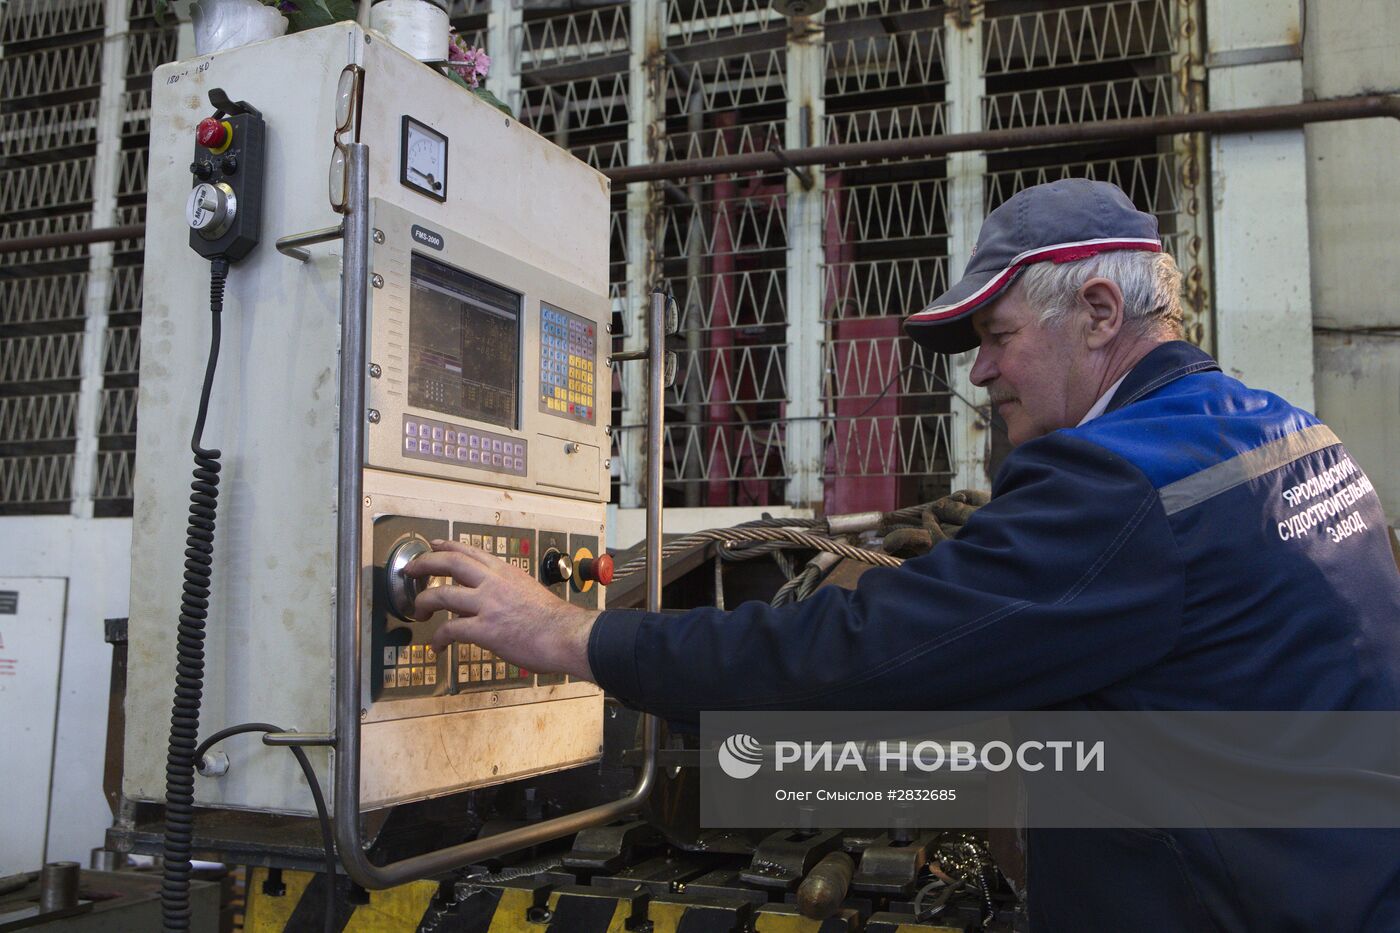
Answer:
xmin=408 ymin=254 xmax=520 ymax=428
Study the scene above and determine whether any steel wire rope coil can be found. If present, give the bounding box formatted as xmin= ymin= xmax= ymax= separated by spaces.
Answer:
xmin=611 ymin=526 xmax=904 ymax=581
xmin=715 ymin=538 xmax=794 ymax=561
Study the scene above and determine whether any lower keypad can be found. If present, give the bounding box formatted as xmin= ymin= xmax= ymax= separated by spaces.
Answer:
xmin=380 ymin=643 xmax=440 ymax=689
xmin=402 ymin=415 xmax=527 ymax=476
xmin=455 ymin=642 xmax=528 ymax=689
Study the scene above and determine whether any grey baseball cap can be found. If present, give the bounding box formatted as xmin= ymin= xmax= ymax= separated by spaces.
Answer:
xmin=904 ymin=179 xmax=1162 ymax=354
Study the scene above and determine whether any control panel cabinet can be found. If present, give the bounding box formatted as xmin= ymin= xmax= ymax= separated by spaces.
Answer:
xmin=126 ymin=24 xmax=610 ymax=815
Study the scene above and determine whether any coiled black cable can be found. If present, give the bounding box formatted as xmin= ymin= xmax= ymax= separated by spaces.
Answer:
xmin=161 ymin=258 xmax=228 ymax=933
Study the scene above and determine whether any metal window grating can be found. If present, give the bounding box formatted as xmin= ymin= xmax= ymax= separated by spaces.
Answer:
xmin=0 ymin=0 xmax=104 ymax=45
xmin=0 ymin=394 xmax=80 ymax=445
xmin=652 ymin=2 xmax=793 ymax=506
xmin=0 ymin=0 xmax=172 ymax=513
xmin=818 ymin=1 xmax=954 ymax=508
xmin=91 ymin=3 xmax=174 ymax=513
xmin=0 ymin=99 xmax=101 ymax=158
xmin=982 ymin=0 xmax=1176 ymax=76
xmin=0 ymin=157 xmax=97 ymax=216
xmin=0 ymin=41 xmax=104 ymax=102
xmin=980 ymin=0 xmax=1210 ymax=347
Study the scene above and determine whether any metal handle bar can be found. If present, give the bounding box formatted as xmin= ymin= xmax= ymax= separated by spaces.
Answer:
xmin=276 ymin=225 xmax=345 ymax=261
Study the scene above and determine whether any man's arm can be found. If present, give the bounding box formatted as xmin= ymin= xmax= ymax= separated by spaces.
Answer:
xmin=587 ymin=432 xmax=1185 ymax=719
xmin=409 ymin=432 xmax=1185 ymax=718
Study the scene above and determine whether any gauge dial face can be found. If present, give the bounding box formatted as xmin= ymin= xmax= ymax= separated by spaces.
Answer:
xmin=401 ymin=116 xmax=448 ymax=201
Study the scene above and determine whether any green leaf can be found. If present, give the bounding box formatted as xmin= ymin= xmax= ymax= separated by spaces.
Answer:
xmin=441 ymin=67 xmax=473 ymax=91
xmin=283 ymin=0 xmax=357 ymax=32
xmin=436 ymin=66 xmax=515 ymax=118
xmin=472 ymin=87 xmax=514 ymax=119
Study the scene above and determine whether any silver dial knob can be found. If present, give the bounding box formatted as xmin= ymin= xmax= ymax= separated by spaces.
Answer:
xmin=186 ymin=182 xmax=237 ymax=240
xmin=386 ymin=537 xmax=433 ymax=622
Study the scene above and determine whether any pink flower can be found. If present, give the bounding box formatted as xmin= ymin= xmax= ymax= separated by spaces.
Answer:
xmin=448 ymin=31 xmax=491 ymax=88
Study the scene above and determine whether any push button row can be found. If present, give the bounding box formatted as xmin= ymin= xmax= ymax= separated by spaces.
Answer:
xmin=383 ymin=645 xmax=436 ymax=666
xmin=401 ymin=415 xmax=527 ymax=476
xmin=382 ymin=665 xmax=438 ymax=688
xmin=456 ymin=661 xmax=520 ymax=684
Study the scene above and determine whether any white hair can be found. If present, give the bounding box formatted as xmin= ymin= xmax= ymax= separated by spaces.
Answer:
xmin=1015 ymin=249 xmax=1184 ymax=338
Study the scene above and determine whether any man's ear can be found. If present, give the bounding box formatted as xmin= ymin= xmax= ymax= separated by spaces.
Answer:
xmin=1078 ymin=277 xmax=1125 ymax=350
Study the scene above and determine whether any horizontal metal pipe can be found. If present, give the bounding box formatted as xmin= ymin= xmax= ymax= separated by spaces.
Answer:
xmin=262 ymin=731 xmax=336 ymax=747
xmin=604 ymin=95 xmax=1400 ymax=185
xmin=0 ymin=223 xmax=144 ymax=255
xmin=3 ymin=97 xmax=1396 ymax=255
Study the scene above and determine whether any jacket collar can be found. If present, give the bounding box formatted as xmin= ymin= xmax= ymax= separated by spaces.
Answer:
xmin=1103 ymin=340 xmax=1221 ymax=416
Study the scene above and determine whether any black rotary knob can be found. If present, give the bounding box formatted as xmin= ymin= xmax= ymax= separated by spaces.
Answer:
xmin=540 ymin=548 xmax=573 ymax=586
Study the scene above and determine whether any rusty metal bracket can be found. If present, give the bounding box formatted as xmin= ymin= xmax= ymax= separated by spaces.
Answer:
xmin=767 ymin=141 xmax=815 ymax=190
xmin=740 ymin=829 xmax=845 ymax=889
xmin=851 ymin=832 xmax=940 ymax=896
xmin=563 ymin=819 xmax=663 ymax=872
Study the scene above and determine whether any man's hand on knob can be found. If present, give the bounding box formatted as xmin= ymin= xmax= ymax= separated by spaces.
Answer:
xmin=404 ymin=539 xmax=599 ymax=681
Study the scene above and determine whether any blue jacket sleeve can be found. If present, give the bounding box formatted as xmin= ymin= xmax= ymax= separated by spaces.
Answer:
xmin=587 ymin=432 xmax=1186 ymax=720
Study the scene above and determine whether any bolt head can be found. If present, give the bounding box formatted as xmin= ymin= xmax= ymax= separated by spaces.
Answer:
xmin=371 ymin=273 xmax=384 ymax=288
xmin=369 ymin=363 xmax=382 ymax=378
xmin=372 ymin=228 xmax=385 ymax=244
xmin=367 ymin=408 xmax=381 ymax=423
xmin=197 ymin=750 xmax=230 ymax=776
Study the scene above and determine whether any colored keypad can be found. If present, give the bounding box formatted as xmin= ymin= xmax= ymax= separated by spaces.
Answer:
xmin=539 ymin=304 xmax=596 ymax=422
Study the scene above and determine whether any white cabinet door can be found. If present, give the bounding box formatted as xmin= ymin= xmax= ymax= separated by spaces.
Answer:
xmin=0 ymin=578 xmax=70 ymax=875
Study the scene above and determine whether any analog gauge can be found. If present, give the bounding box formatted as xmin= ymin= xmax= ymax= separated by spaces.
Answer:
xmin=400 ymin=116 xmax=448 ymax=202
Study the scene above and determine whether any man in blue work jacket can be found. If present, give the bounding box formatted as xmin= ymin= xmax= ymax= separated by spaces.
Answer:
xmin=408 ymin=179 xmax=1400 ymax=930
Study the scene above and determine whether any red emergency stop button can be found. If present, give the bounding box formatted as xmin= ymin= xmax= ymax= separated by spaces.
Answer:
xmin=196 ymin=117 xmax=233 ymax=153
xmin=578 ymin=553 xmax=614 ymax=587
